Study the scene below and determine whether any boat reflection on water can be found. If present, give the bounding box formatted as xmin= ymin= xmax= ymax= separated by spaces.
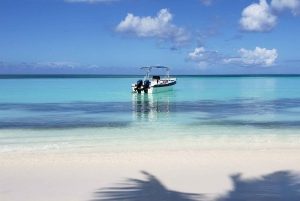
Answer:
xmin=132 ymin=92 xmax=176 ymax=121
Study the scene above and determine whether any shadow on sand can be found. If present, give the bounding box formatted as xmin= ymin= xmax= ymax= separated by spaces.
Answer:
xmin=91 ymin=171 xmax=204 ymax=201
xmin=91 ymin=170 xmax=300 ymax=201
xmin=216 ymin=171 xmax=300 ymax=201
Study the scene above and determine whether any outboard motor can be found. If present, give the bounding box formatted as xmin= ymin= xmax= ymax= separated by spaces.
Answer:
xmin=143 ymin=80 xmax=150 ymax=93
xmin=135 ymin=79 xmax=143 ymax=93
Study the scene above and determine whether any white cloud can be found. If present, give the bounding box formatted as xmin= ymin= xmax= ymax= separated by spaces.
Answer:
xmin=223 ymin=47 xmax=278 ymax=67
xmin=0 ymin=62 xmax=104 ymax=72
xmin=271 ymin=0 xmax=300 ymax=16
xmin=239 ymin=0 xmax=300 ymax=32
xmin=187 ymin=47 xmax=222 ymax=63
xmin=86 ymin=64 xmax=100 ymax=69
xmin=37 ymin=62 xmax=78 ymax=69
xmin=115 ymin=9 xmax=192 ymax=48
xmin=65 ymin=0 xmax=118 ymax=3
xmin=187 ymin=46 xmax=278 ymax=67
xmin=239 ymin=0 xmax=277 ymax=32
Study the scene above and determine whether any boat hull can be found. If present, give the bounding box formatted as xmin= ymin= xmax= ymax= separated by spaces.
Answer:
xmin=132 ymin=81 xmax=176 ymax=94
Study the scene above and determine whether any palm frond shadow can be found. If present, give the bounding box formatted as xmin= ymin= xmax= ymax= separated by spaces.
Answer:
xmin=91 ymin=170 xmax=300 ymax=201
xmin=92 ymin=171 xmax=204 ymax=201
xmin=217 ymin=171 xmax=300 ymax=201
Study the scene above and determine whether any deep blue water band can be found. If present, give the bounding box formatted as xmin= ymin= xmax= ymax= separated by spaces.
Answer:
xmin=2 ymin=97 xmax=300 ymax=129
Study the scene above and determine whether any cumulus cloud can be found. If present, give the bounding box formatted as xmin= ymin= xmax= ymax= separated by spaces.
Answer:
xmin=115 ymin=9 xmax=192 ymax=49
xmin=239 ymin=0 xmax=300 ymax=32
xmin=271 ymin=0 xmax=300 ymax=16
xmin=65 ymin=0 xmax=118 ymax=3
xmin=239 ymin=0 xmax=277 ymax=32
xmin=188 ymin=47 xmax=222 ymax=63
xmin=223 ymin=47 xmax=278 ymax=67
xmin=187 ymin=46 xmax=278 ymax=67
xmin=187 ymin=47 xmax=223 ymax=69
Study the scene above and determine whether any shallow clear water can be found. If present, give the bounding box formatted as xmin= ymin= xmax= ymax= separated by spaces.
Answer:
xmin=1 ymin=75 xmax=300 ymax=152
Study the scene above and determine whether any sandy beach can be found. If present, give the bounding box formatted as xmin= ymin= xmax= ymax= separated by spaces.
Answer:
xmin=1 ymin=148 xmax=300 ymax=201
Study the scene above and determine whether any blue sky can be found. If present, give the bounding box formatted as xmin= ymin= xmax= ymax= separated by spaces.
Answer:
xmin=0 ymin=0 xmax=300 ymax=74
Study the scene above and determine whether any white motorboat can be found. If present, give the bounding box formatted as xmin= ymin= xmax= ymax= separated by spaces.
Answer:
xmin=131 ymin=66 xmax=177 ymax=94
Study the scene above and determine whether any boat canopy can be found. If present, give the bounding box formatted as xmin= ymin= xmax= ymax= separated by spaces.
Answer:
xmin=140 ymin=66 xmax=170 ymax=70
xmin=140 ymin=66 xmax=170 ymax=80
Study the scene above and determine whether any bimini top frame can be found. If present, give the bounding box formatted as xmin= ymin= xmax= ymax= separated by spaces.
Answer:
xmin=140 ymin=66 xmax=170 ymax=81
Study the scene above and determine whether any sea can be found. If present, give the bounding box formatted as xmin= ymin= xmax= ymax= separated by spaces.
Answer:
xmin=1 ymin=75 xmax=300 ymax=153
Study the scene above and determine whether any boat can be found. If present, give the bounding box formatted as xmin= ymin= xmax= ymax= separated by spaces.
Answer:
xmin=131 ymin=66 xmax=177 ymax=94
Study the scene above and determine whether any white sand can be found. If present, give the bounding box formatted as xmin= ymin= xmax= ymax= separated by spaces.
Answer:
xmin=1 ymin=149 xmax=300 ymax=201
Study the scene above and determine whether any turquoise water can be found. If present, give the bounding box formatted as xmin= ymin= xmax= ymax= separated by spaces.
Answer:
xmin=1 ymin=75 xmax=300 ymax=152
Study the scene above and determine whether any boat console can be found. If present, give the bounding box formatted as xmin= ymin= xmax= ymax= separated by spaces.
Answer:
xmin=152 ymin=76 xmax=160 ymax=85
